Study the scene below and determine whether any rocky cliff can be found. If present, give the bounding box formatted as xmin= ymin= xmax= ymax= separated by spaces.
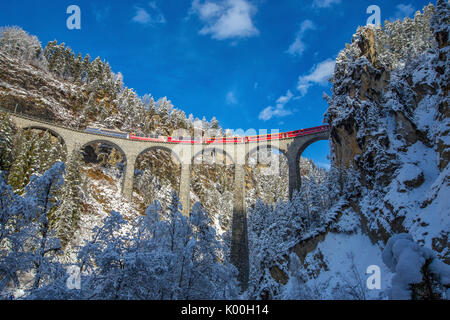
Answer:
xmin=326 ymin=2 xmax=449 ymax=260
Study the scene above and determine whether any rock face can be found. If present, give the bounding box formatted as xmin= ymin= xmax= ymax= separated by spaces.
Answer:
xmin=326 ymin=2 xmax=449 ymax=261
xmin=0 ymin=51 xmax=84 ymax=124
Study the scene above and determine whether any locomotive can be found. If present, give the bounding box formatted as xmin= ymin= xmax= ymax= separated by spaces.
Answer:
xmin=85 ymin=127 xmax=129 ymax=139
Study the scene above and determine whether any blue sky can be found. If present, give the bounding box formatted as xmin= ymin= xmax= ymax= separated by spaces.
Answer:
xmin=0 ymin=0 xmax=432 ymax=168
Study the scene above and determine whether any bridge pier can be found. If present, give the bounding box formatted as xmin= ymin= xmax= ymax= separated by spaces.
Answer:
xmin=287 ymin=156 xmax=301 ymax=198
xmin=64 ymin=140 xmax=77 ymax=159
xmin=231 ymin=164 xmax=249 ymax=291
xmin=179 ymin=163 xmax=191 ymax=216
xmin=123 ymin=156 xmax=136 ymax=201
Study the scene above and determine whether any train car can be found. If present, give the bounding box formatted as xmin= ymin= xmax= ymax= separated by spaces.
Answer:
xmin=246 ymin=132 xmax=284 ymax=143
xmin=286 ymin=129 xmax=303 ymax=138
xmin=246 ymin=134 xmax=258 ymax=143
xmin=284 ymin=126 xmax=329 ymax=138
xmin=167 ymin=136 xmax=201 ymax=144
xmin=85 ymin=127 xmax=129 ymax=139
xmin=129 ymin=133 xmax=165 ymax=142
xmin=205 ymin=136 xmax=243 ymax=144
xmin=260 ymin=133 xmax=284 ymax=141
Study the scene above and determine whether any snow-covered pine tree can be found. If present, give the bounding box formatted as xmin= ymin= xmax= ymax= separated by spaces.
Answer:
xmin=7 ymin=130 xmax=38 ymax=194
xmin=7 ymin=129 xmax=66 ymax=195
xmin=186 ymin=202 xmax=239 ymax=300
xmin=72 ymin=53 xmax=83 ymax=84
xmin=25 ymin=162 xmax=66 ymax=290
xmin=76 ymin=210 xmax=130 ymax=299
xmin=278 ymin=253 xmax=313 ymax=300
xmin=170 ymin=109 xmax=188 ymax=131
xmin=81 ymin=54 xmax=91 ymax=83
xmin=89 ymin=57 xmax=105 ymax=84
xmin=0 ymin=113 xmax=15 ymax=173
xmin=0 ymin=162 xmax=67 ymax=296
xmin=51 ymin=149 xmax=85 ymax=248
xmin=36 ymin=131 xmax=66 ymax=175
xmin=0 ymin=26 xmax=46 ymax=68
xmin=44 ymin=41 xmax=68 ymax=78
xmin=156 ymin=97 xmax=174 ymax=133
xmin=0 ymin=172 xmax=30 ymax=295
xmin=383 ymin=234 xmax=450 ymax=299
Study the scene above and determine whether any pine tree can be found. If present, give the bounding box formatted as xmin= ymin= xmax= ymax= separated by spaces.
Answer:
xmin=8 ymin=130 xmax=38 ymax=194
xmin=25 ymin=162 xmax=66 ymax=290
xmin=0 ymin=113 xmax=15 ymax=173
xmin=90 ymin=57 xmax=105 ymax=84
xmin=61 ymin=46 xmax=75 ymax=80
xmin=0 ymin=26 xmax=46 ymax=67
xmin=51 ymin=149 xmax=84 ymax=247
xmin=81 ymin=54 xmax=91 ymax=83
xmin=44 ymin=42 xmax=66 ymax=77
xmin=72 ymin=53 xmax=83 ymax=83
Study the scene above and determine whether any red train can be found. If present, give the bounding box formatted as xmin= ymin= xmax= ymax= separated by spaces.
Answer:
xmin=129 ymin=133 xmax=166 ymax=142
xmin=127 ymin=125 xmax=329 ymax=144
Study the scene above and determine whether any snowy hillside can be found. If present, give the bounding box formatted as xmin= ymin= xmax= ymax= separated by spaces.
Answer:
xmin=326 ymin=2 xmax=449 ymax=260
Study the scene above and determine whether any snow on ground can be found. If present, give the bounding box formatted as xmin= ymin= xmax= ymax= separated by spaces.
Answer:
xmin=63 ymin=165 xmax=140 ymax=264
xmin=303 ymin=231 xmax=394 ymax=300
xmin=385 ymin=141 xmax=449 ymax=250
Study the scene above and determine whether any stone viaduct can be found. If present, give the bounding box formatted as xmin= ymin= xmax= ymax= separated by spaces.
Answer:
xmin=5 ymin=110 xmax=329 ymax=289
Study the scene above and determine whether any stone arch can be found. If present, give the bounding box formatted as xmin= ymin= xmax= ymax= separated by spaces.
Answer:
xmin=189 ymin=146 xmax=236 ymax=221
xmin=294 ymin=136 xmax=330 ymax=167
xmin=136 ymin=146 xmax=182 ymax=166
xmin=81 ymin=139 xmax=128 ymax=166
xmin=245 ymin=143 xmax=290 ymax=204
xmin=245 ymin=144 xmax=287 ymax=164
xmin=21 ymin=125 xmax=68 ymax=154
xmin=192 ymin=147 xmax=235 ymax=165
xmin=133 ymin=146 xmax=183 ymax=209
xmin=81 ymin=139 xmax=129 ymax=201
xmin=287 ymin=134 xmax=330 ymax=197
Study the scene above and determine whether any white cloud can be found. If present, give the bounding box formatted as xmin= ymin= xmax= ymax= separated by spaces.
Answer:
xmin=92 ymin=5 xmax=111 ymax=23
xmin=312 ymin=0 xmax=341 ymax=9
xmin=132 ymin=2 xmax=166 ymax=25
xmin=226 ymin=91 xmax=238 ymax=104
xmin=191 ymin=0 xmax=259 ymax=40
xmin=317 ymin=162 xmax=331 ymax=170
xmin=297 ymin=58 xmax=335 ymax=95
xmin=276 ymin=90 xmax=293 ymax=105
xmin=390 ymin=4 xmax=415 ymax=21
xmin=259 ymin=90 xmax=294 ymax=121
xmin=286 ymin=20 xmax=316 ymax=57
